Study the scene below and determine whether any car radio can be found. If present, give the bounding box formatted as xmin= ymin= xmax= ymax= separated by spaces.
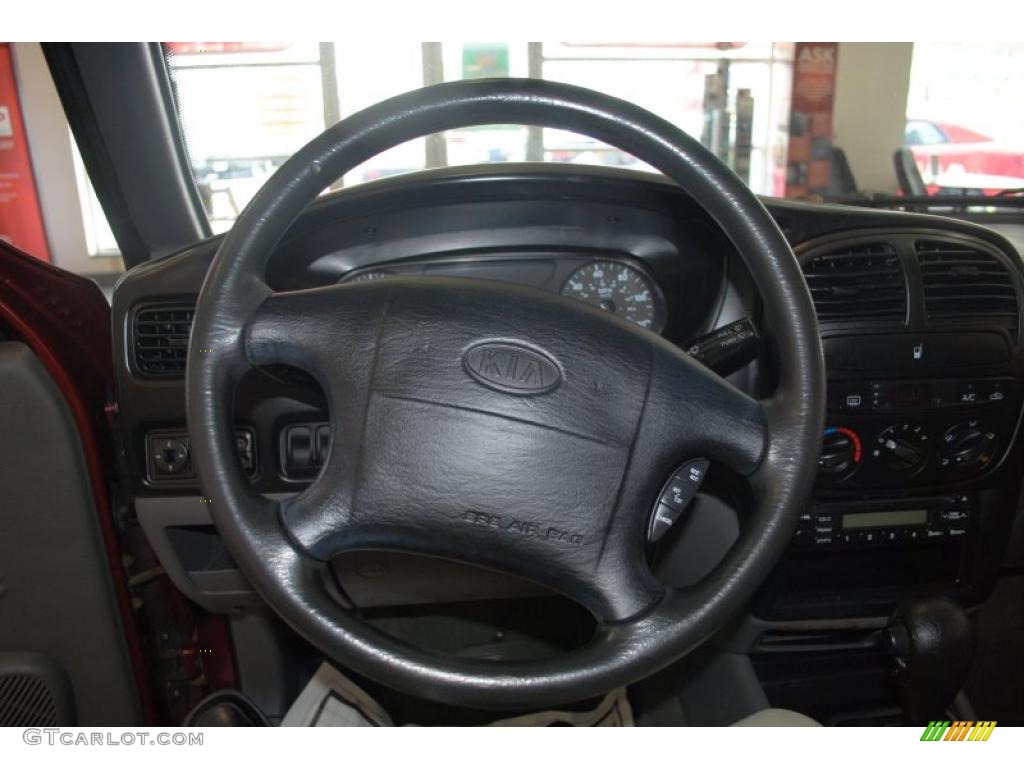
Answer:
xmin=793 ymin=494 xmax=971 ymax=549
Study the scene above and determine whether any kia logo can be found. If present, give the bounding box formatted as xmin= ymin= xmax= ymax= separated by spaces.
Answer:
xmin=463 ymin=342 xmax=561 ymax=395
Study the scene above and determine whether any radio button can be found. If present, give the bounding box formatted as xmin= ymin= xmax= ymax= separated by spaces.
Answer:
xmin=940 ymin=509 xmax=968 ymax=523
xmin=856 ymin=530 xmax=879 ymax=545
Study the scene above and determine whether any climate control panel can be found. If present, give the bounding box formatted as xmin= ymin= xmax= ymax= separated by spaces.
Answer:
xmin=818 ymin=376 xmax=1019 ymax=489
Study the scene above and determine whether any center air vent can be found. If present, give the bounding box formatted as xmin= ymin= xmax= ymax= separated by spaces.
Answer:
xmin=132 ymin=304 xmax=195 ymax=377
xmin=802 ymin=242 xmax=907 ymax=324
xmin=916 ymin=239 xmax=1020 ymax=341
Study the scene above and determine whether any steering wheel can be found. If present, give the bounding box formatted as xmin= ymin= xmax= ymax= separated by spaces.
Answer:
xmin=186 ymin=78 xmax=824 ymax=710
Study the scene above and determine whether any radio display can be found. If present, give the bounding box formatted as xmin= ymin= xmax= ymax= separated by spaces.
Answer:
xmin=842 ymin=509 xmax=928 ymax=529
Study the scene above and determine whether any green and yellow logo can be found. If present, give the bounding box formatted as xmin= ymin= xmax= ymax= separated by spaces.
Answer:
xmin=920 ymin=721 xmax=997 ymax=741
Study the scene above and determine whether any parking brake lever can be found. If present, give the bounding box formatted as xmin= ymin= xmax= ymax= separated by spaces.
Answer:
xmin=685 ymin=317 xmax=760 ymax=377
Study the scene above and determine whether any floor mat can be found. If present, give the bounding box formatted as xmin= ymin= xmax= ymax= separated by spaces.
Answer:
xmin=281 ymin=662 xmax=634 ymax=726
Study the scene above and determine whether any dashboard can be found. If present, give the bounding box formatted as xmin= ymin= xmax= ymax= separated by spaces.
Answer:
xmin=109 ymin=164 xmax=1024 ymax=628
xmin=342 ymin=257 xmax=667 ymax=332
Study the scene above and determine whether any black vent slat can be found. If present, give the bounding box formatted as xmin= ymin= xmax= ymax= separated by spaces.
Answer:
xmin=916 ymin=240 xmax=1020 ymax=341
xmin=916 ymin=283 xmax=1014 ymax=294
xmin=801 ymin=242 xmax=907 ymax=323
xmin=132 ymin=304 xmax=195 ymax=376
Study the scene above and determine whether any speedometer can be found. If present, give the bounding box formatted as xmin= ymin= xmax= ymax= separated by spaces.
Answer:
xmin=561 ymin=261 xmax=661 ymax=331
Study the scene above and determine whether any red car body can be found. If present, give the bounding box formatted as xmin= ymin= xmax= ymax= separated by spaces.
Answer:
xmin=907 ymin=119 xmax=1024 ymax=189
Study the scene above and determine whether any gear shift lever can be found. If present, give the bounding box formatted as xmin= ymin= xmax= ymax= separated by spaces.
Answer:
xmin=888 ymin=598 xmax=974 ymax=724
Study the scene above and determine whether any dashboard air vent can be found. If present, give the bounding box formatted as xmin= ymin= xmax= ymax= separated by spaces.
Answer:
xmin=916 ymin=240 xmax=1019 ymax=341
xmin=132 ymin=304 xmax=195 ymax=376
xmin=802 ymin=242 xmax=907 ymax=323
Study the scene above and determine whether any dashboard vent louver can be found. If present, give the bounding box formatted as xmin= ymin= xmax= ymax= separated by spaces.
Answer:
xmin=802 ymin=242 xmax=907 ymax=324
xmin=132 ymin=304 xmax=195 ymax=377
xmin=916 ymin=240 xmax=1019 ymax=341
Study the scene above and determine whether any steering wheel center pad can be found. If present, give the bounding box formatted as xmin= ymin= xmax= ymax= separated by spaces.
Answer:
xmin=246 ymin=276 xmax=766 ymax=622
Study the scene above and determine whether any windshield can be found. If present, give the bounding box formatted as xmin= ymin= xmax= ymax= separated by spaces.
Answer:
xmin=165 ymin=42 xmax=798 ymax=232
xmin=73 ymin=42 xmax=1024 ymax=249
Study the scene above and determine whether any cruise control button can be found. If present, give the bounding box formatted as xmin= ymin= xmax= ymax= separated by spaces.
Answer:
xmin=658 ymin=459 xmax=709 ymax=511
xmin=649 ymin=458 xmax=709 ymax=542
xmin=648 ymin=503 xmax=681 ymax=543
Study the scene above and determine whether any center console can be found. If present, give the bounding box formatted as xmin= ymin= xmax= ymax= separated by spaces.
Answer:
xmin=755 ymin=230 xmax=1024 ymax=621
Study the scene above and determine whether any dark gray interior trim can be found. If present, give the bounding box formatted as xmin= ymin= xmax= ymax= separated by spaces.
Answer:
xmin=43 ymin=42 xmax=211 ymax=267
xmin=0 ymin=342 xmax=139 ymax=725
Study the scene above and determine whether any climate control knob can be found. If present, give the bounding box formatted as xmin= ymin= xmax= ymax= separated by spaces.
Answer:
xmin=875 ymin=423 xmax=930 ymax=475
xmin=819 ymin=426 xmax=861 ymax=478
xmin=940 ymin=421 xmax=998 ymax=473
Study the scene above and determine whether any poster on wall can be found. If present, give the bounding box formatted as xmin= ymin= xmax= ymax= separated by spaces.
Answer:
xmin=461 ymin=43 xmax=510 ymax=79
xmin=0 ymin=43 xmax=50 ymax=261
xmin=785 ymin=42 xmax=838 ymax=199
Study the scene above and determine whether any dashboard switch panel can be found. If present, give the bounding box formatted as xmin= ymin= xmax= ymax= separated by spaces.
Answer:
xmin=146 ymin=427 xmax=257 ymax=484
xmin=280 ymin=421 xmax=331 ymax=480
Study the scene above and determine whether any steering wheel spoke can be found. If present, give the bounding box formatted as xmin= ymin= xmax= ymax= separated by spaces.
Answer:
xmin=645 ymin=342 xmax=768 ymax=478
xmin=244 ymin=284 xmax=384 ymax=375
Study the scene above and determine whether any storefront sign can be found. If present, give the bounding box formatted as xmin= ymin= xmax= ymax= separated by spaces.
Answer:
xmin=0 ymin=43 xmax=50 ymax=261
xmin=785 ymin=42 xmax=839 ymax=198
